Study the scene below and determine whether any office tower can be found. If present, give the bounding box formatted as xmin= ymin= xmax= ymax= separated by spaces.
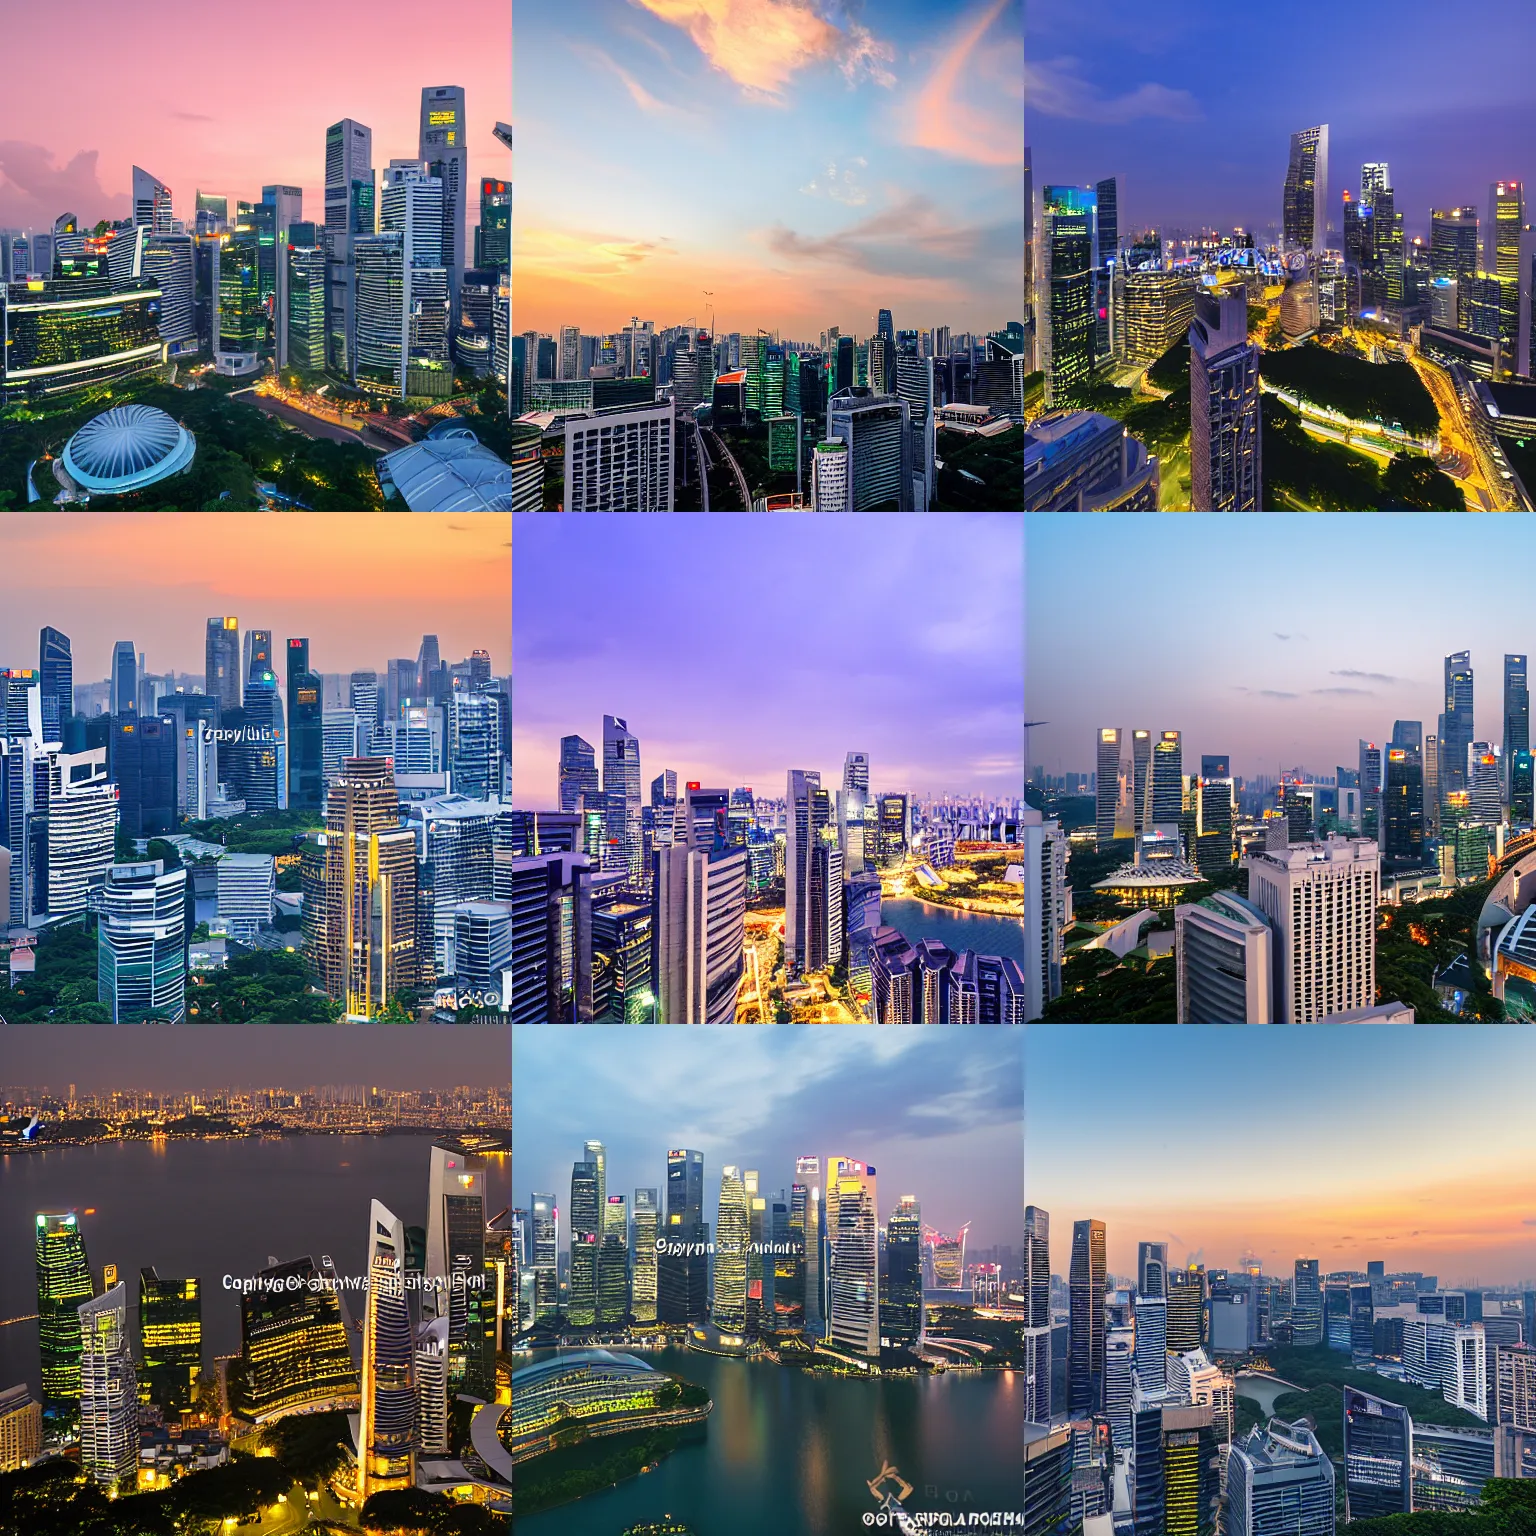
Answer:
xmin=37 ymin=627 xmax=71 ymax=740
xmin=1024 ymin=409 xmax=1160 ymax=511
xmin=111 ymin=640 xmax=137 ymax=717
xmin=809 ymin=438 xmax=850 ymax=510
xmin=204 ymin=617 xmax=239 ymax=714
xmin=1486 ymin=182 xmax=1525 ymax=290
xmin=598 ymin=1195 xmax=629 ymax=1324
xmin=827 ymin=388 xmax=910 ymax=510
xmin=530 ymin=1195 xmax=558 ymax=1319
xmin=77 ymin=1284 xmax=136 ymax=1490
xmin=1070 ymin=1218 xmax=1107 ymax=1413
xmin=631 ymin=1189 xmax=659 ymax=1324
xmin=412 ymin=1317 xmax=449 ymax=1457
xmin=417 ymin=85 xmax=468 ymax=304
xmin=1117 ymin=269 xmax=1197 ymax=362
xmin=1133 ymin=1393 xmax=1218 ymax=1536
xmin=711 ymin=1168 xmax=749 ymax=1336
xmin=798 ymin=1158 xmax=823 ymax=1333
xmin=447 ymin=691 xmax=499 ymax=799
xmin=1095 ymin=728 xmax=1127 ymax=850
xmin=1442 ymin=651 xmax=1475 ymax=795
xmin=137 ymin=1269 xmax=200 ymax=1419
xmin=1023 ymin=806 xmax=1067 ymax=1020
xmin=1359 ymin=740 xmax=1384 ymax=838
xmin=36 ymin=1212 xmax=93 ymax=1433
xmin=131 ymin=166 xmax=173 ymax=232
xmin=1137 ymin=1242 xmax=1168 ymax=1299
xmin=785 ymin=768 xmax=822 ymax=974
xmin=0 ymin=1384 xmax=41 ymax=1472
xmin=568 ymin=1158 xmax=599 ymax=1325
xmin=826 ymin=1158 xmax=878 ymax=1359
xmin=98 ymin=860 xmax=187 ymax=1023
xmin=1136 ymin=1294 xmax=1169 ymax=1394
xmin=259 ymin=185 xmax=303 ymax=366
xmin=214 ymin=212 xmax=263 ymax=373
xmin=1040 ymin=186 xmax=1095 ymax=407
xmin=426 ymin=1144 xmax=493 ymax=1398
xmin=1025 ymin=1424 xmax=1074 ymax=1536
xmin=325 ymin=118 xmax=374 ymax=233
xmin=1189 ymin=288 xmax=1261 ymax=511
xmin=1343 ymin=1387 xmax=1412 ymax=1518
xmin=1505 ymin=655 xmax=1530 ymax=802
xmin=1292 ymin=1259 xmax=1323 ymax=1345
xmin=234 ymin=1256 xmax=357 ymax=1420
xmin=1383 ymin=746 xmax=1424 ymax=865
xmin=46 ymin=747 xmax=116 ymax=918
xmin=142 ymin=233 xmax=196 ymax=354
xmin=111 ymin=710 xmax=175 ymax=837
xmin=285 ymin=239 xmax=326 ymax=370
xmin=475 ymin=178 xmax=510 ymax=273
xmin=600 ymin=714 xmax=641 ymax=880
xmin=1106 ymin=1325 xmax=1136 ymax=1449
xmin=776 ymin=1186 xmax=806 ymax=1333
xmin=660 ymin=1149 xmax=707 ymax=1324
xmin=1245 ymin=835 xmax=1379 ymax=1022
xmin=1150 ymin=730 xmax=1183 ymax=823
xmin=359 ymin=1202 xmax=414 ymax=1498
xmin=321 ymin=758 xmax=420 ymax=1019
xmin=1496 ymin=1343 xmax=1536 ymax=1430
xmin=1167 ymin=1269 xmax=1205 ymax=1352
xmin=1283 ymin=125 xmax=1329 ymax=255
xmin=284 ymin=638 xmax=322 ymax=812
xmin=1431 ymin=207 xmax=1481 ymax=286
xmin=895 ymin=353 xmax=936 ymax=509
xmin=1227 ymin=1418 xmax=1335 ymax=1536
xmin=653 ymin=784 xmax=747 ymax=1021
xmin=883 ymin=1195 xmax=922 ymax=1350
xmin=563 ymin=400 xmax=675 ymax=510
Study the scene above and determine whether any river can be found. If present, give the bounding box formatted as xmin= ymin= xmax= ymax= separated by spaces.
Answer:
xmin=515 ymin=1345 xmax=1024 ymax=1536
xmin=881 ymin=896 xmax=1024 ymax=966
xmin=0 ymin=1136 xmax=510 ymax=1397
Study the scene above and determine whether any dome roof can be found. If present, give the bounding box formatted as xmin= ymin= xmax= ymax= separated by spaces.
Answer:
xmin=62 ymin=404 xmax=196 ymax=494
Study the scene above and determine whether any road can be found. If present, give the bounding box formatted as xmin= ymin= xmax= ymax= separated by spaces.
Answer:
xmin=247 ymin=394 xmax=386 ymax=453
xmin=1408 ymin=353 xmax=1484 ymax=510
xmin=705 ymin=426 xmax=751 ymax=509
xmin=692 ymin=414 xmax=711 ymax=511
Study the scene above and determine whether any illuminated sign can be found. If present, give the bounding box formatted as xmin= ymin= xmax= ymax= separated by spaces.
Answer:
xmin=686 ymin=781 xmax=701 ymax=791
xmin=1389 ymin=750 xmax=1405 ymax=761
xmin=429 ymin=110 xmax=458 ymax=125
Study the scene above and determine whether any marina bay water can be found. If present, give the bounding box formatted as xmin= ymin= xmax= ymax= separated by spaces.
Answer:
xmin=882 ymin=896 xmax=1025 ymax=966
xmin=515 ymin=1344 xmax=1024 ymax=1536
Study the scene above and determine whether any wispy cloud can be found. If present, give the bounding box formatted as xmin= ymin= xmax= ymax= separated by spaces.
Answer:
xmin=170 ymin=111 xmax=215 ymax=123
xmin=800 ymin=156 xmax=868 ymax=205
xmin=1273 ymin=632 xmax=1291 ymax=641
xmin=570 ymin=43 xmax=703 ymax=122
xmin=765 ymin=191 xmax=1014 ymax=278
xmin=1234 ymin=686 xmax=1300 ymax=700
xmin=906 ymin=0 xmax=1023 ymax=166
xmin=1026 ymin=55 xmax=1202 ymax=123
xmin=0 ymin=141 xmax=129 ymax=228
xmin=1313 ymin=686 xmax=1374 ymax=697
xmin=627 ymin=0 xmax=894 ymax=99
xmin=515 ymin=225 xmax=677 ymax=286
xmin=1332 ymin=668 xmax=1403 ymax=684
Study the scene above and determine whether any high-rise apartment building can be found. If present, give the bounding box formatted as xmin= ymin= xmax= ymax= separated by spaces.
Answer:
xmin=1189 ymin=289 xmax=1261 ymax=511
xmin=1070 ymin=1217 xmax=1107 ymax=1413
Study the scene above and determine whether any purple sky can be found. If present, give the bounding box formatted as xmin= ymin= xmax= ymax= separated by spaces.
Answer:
xmin=1028 ymin=515 xmax=1536 ymax=782
xmin=512 ymin=513 xmax=1023 ymax=803
xmin=0 ymin=0 xmax=505 ymax=232
xmin=1026 ymin=0 xmax=1536 ymax=242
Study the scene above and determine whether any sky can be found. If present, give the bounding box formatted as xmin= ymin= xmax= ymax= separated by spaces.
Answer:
xmin=1026 ymin=0 xmax=1536 ymax=243
xmin=0 ymin=0 xmax=507 ymax=235
xmin=512 ymin=511 xmax=1024 ymax=802
xmin=1026 ymin=1025 xmax=1536 ymax=1287
xmin=1027 ymin=514 xmax=1536 ymax=783
xmin=0 ymin=1024 xmax=511 ymax=1094
xmin=0 ymin=514 xmax=511 ymax=688
xmin=513 ymin=0 xmax=1023 ymax=337
xmin=514 ymin=1025 xmax=1022 ymax=1251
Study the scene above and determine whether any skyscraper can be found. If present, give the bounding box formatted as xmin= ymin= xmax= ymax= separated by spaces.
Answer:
xmin=602 ymin=714 xmax=642 ymax=882
xmin=530 ymin=1195 xmax=558 ymax=1320
xmin=359 ymin=1202 xmax=415 ymax=1498
xmin=420 ymin=86 xmax=468 ymax=305
xmin=37 ymin=627 xmax=71 ymax=740
xmin=1227 ymin=1418 xmax=1335 ymax=1536
xmin=1189 ymin=289 xmax=1261 ymax=512
xmin=285 ymin=637 xmax=322 ymax=811
xmin=1024 ymin=1205 xmax=1051 ymax=1421
xmin=568 ymin=1157 xmax=600 ymax=1326
xmin=631 ymin=1189 xmax=659 ymax=1324
xmin=77 ymin=1284 xmax=136 ymax=1491
xmin=1283 ymin=125 xmax=1329 ymax=255
xmin=426 ymin=1143 xmax=493 ymax=1400
xmin=1040 ymin=186 xmax=1095 ymax=408
xmin=1442 ymin=651 xmax=1475 ymax=796
xmin=98 ymin=860 xmax=187 ymax=1023
xmin=1342 ymin=1387 xmax=1412 ymax=1519
xmin=1292 ymin=1259 xmax=1323 ymax=1346
xmin=883 ymin=1194 xmax=923 ymax=1350
xmin=827 ymin=1157 xmax=879 ymax=1359
xmin=1139 ymin=1241 xmax=1169 ymax=1299
xmin=1383 ymin=747 xmax=1424 ymax=866
xmin=131 ymin=167 xmax=173 ymax=234
xmin=713 ymin=1167 xmax=750 ymax=1336
xmin=111 ymin=641 xmax=136 ymax=718
xmin=1096 ymin=728 xmax=1127 ymax=850
xmin=1070 ymin=1217 xmax=1107 ymax=1413
xmin=36 ymin=1212 xmax=93 ymax=1434
xmin=660 ymin=1148 xmax=707 ymax=1324
xmin=599 ymin=1194 xmax=629 ymax=1324
xmin=137 ymin=1269 xmax=200 ymax=1419
xmin=1505 ymin=655 xmax=1529 ymax=803
xmin=204 ymin=617 xmax=239 ymax=714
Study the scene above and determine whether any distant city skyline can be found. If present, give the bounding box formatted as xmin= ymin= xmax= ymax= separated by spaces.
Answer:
xmin=0 ymin=1024 xmax=510 ymax=1094
xmin=0 ymin=514 xmax=510 ymax=684
xmin=514 ymin=0 xmax=1022 ymax=335
xmin=1027 ymin=1025 xmax=1536 ymax=1285
xmin=515 ymin=1025 xmax=1021 ymax=1253
xmin=1028 ymin=515 xmax=1536 ymax=781
xmin=1025 ymin=0 xmax=1536 ymax=241
xmin=0 ymin=2 xmax=505 ymax=231
xmin=513 ymin=512 xmax=1023 ymax=800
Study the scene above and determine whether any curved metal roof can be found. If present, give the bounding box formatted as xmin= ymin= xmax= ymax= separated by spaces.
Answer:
xmin=62 ymin=404 xmax=196 ymax=493
xmin=376 ymin=431 xmax=514 ymax=511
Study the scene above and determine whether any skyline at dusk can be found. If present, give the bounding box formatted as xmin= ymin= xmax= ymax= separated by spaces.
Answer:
xmin=0 ymin=1024 xmax=510 ymax=1094
xmin=1025 ymin=0 xmax=1536 ymax=241
xmin=512 ymin=512 xmax=1024 ymax=801
xmin=512 ymin=0 xmax=1023 ymax=336
xmin=0 ymin=0 xmax=506 ymax=233
xmin=1026 ymin=1025 xmax=1536 ymax=1286
xmin=514 ymin=1024 xmax=1022 ymax=1252
xmin=1026 ymin=515 xmax=1536 ymax=782
xmin=0 ymin=514 xmax=510 ymax=682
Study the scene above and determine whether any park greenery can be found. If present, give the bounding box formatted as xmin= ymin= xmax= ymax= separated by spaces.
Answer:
xmin=1346 ymin=1480 xmax=1536 ymax=1536
xmin=511 ymin=1423 xmax=698 ymax=1518
xmin=1375 ymin=878 xmax=1502 ymax=1021
xmin=361 ymin=1489 xmax=505 ymax=1534
xmin=1259 ymin=343 xmax=1439 ymax=438
xmin=933 ymin=425 xmax=1025 ymax=510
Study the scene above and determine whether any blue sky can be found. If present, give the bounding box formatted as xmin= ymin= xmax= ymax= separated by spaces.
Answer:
xmin=1027 ymin=514 xmax=1536 ymax=781
xmin=513 ymin=0 xmax=1023 ymax=336
xmin=1026 ymin=0 xmax=1536 ymax=242
xmin=513 ymin=1025 xmax=1023 ymax=1251
xmin=513 ymin=512 xmax=1024 ymax=801
xmin=1026 ymin=1025 xmax=1536 ymax=1285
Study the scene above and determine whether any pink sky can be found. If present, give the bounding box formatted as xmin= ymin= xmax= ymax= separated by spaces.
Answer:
xmin=0 ymin=0 xmax=507 ymax=233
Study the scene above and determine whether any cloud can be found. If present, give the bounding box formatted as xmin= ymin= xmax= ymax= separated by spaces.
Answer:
xmin=1312 ymin=687 xmax=1375 ymax=697
xmin=627 ymin=0 xmax=894 ymax=98
xmin=514 ymin=225 xmax=677 ymax=286
xmin=905 ymin=0 xmax=1022 ymax=166
xmin=1026 ymin=55 xmax=1202 ymax=123
xmin=1255 ymin=690 xmax=1299 ymax=700
xmin=170 ymin=111 xmax=215 ymax=123
xmin=765 ymin=191 xmax=1015 ymax=279
xmin=1332 ymin=669 xmax=1403 ymax=684
xmin=1273 ymin=632 xmax=1290 ymax=641
xmin=800 ymin=157 xmax=868 ymax=205
xmin=570 ymin=42 xmax=703 ymax=122
xmin=0 ymin=141 xmax=130 ymax=229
